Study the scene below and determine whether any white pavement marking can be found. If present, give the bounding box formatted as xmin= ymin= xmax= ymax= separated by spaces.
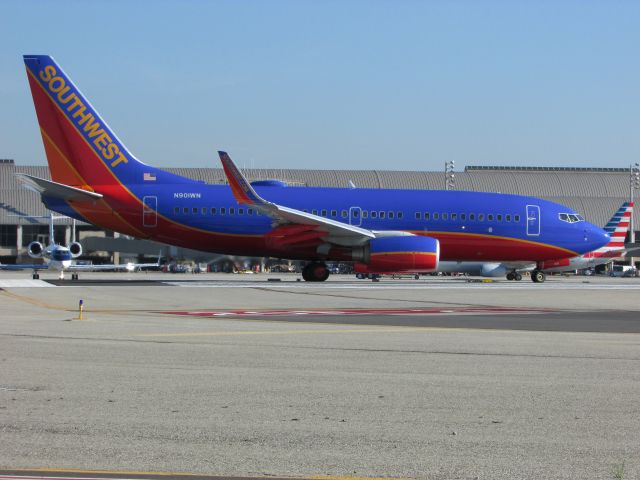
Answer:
xmin=0 ymin=280 xmax=55 ymax=288
xmin=161 ymin=281 xmax=640 ymax=290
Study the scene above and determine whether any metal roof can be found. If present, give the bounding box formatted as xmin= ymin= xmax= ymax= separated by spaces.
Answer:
xmin=0 ymin=163 xmax=637 ymax=229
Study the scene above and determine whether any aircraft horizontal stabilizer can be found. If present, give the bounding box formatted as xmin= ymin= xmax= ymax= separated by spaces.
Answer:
xmin=16 ymin=174 xmax=103 ymax=202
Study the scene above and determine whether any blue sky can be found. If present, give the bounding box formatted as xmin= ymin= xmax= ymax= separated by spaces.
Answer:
xmin=1 ymin=0 xmax=638 ymax=171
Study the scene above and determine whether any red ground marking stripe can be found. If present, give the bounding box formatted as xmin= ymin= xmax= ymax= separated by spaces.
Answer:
xmin=158 ymin=307 xmax=551 ymax=317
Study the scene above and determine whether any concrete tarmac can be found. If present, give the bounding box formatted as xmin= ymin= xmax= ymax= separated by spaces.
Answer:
xmin=0 ymin=272 xmax=639 ymax=479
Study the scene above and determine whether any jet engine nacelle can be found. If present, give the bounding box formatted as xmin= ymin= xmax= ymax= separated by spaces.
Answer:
xmin=537 ymin=258 xmax=571 ymax=271
xmin=69 ymin=242 xmax=82 ymax=258
xmin=354 ymin=235 xmax=439 ymax=273
xmin=480 ymin=263 xmax=507 ymax=278
xmin=27 ymin=241 xmax=44 ymax=258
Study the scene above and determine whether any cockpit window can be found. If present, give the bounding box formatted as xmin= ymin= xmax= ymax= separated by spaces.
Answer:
xmin=558 ymin=213 xmax=584 ymax=223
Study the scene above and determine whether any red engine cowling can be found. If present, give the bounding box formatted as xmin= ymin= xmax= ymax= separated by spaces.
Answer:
xmin=537 ymin=258 xmax=571 ymax=270
xmin=355 ymin=235 xmax=439 ymax=273
xmin=27 ymin=241 xmax=44 ymax=258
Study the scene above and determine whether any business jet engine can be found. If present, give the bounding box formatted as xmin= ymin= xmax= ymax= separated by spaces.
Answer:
xmin=69 ymin=242 xmax=82 ymax=258
xmin=354 ymin=235 xmax=439 ymax=274
xmin=27 ymin=241 xmax=44 ymax=258
xmin=480 ymin=263 xmax=508 ymax=277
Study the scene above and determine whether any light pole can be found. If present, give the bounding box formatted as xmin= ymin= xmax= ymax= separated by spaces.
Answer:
xmin=445 ymin=160 xmax=455 ymax=190
xmin=629 ymin=163 xmax=640 ymax=269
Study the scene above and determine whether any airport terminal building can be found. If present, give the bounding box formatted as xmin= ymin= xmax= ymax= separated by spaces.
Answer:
xmin=1 ymin=159 xmax=638 ymax=267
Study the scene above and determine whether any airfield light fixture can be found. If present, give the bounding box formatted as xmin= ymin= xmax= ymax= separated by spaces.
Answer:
xmin=445 ymin=160 xmax=456 ymax=190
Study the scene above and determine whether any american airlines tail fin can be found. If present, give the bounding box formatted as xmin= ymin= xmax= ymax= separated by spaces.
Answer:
xmin=590 ymin=202 xmax=633 ymax=257
xmin=23 ymin=55 xmax=155 ymax=189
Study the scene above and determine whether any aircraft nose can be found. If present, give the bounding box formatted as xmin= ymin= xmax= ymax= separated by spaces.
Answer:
xmin=585 ymin=223 xmax=610 ymax=251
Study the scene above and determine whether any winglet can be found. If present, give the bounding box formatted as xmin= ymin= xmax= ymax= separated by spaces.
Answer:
xmin=218 ymin=151 xmax=268 ymax=206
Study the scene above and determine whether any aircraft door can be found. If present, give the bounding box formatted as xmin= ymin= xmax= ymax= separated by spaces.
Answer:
xmin=526 ymin=205 xmax=540 ymax=236
xmin=143 ymin=196 xmax=158 ymax=227
xmin=349 ymin=206 xmax=362 ymax=226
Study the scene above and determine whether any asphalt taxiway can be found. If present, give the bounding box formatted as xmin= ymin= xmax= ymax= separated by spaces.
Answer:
xmin=1 ymin=272 xmax=639 ymax=479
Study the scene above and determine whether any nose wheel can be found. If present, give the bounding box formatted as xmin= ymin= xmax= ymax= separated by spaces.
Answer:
xmin=302 ymin=262 xmax=330 ymax=282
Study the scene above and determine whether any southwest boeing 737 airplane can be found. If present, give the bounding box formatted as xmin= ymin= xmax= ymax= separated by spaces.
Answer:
xmin=18 ymin=55 xmax=609 ymax=282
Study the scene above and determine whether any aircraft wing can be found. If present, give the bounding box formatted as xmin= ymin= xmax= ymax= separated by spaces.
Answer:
xmin=218 ymin=151 xmax=376 ymax=247
xmin=67 ymin=252 xmax=162 ymax=272
xmin=0 ymin=262 xmax=50 ymax=271
xmin=16 ymin=174 xmax=103 ymax=202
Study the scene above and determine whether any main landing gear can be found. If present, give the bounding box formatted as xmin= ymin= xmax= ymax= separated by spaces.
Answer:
xmin=531 ymin=270 xmax=546 ymax=283
xmin=302 ymin=262 xmax=330 ymax=282
xmin=506 ymin=272 xmax=522 ymax=281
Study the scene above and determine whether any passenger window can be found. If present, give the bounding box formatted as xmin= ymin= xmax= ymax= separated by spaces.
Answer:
xmin=433 ymin=213 xmax=439 ymax=220
xmin=460 ymin=213 xmax=466 ymax=221
xmin=321 ymin=209 xmax=327 ymax=217
xmin=362 ymin=211 xmax=368 ymax=218
xmin=506 ymin=214 xmax=511 ymax=222
xmin=442 ymin=213 xmax=448 ymax=220
xmin=514 ymin=215 xmax=520 ymax=222
xmin=341 ymin=210 xmax=348 ymax=218
xmin=229 ymin=207 xmax=235 ymax=215
xmin=487 ymin=214 xmax=493 ymax=221
xmin=174 ymin=207 xmax=179 ymax=215
xmin=247 ymin=208 xmax=253 ymax=215
xmin=388 ymin=211 xmax=394 ymax=219
xmin=331 ymin=210 xmax=337 ymax=217
xmin=183 ymin=207 xmax=189 ymax=214
xmin=425 ymin=212 xmax=430 ymax=221
xmin=469 ymin=213 xmax=475 ymax=221
xmin=379 ymin=211 xmax=386 ymax=219
xmin=238 ymin=208 xmax=244 ymax=215
xmin=451 ymin=213 xmax=457 ymax=221
xmin=192 ymin=207 xmax=198 ymax=214
xmin=220 ymin=207 xmax=226 ymax=215
xmin=497 ymin=214 xmax=502 ymax=221
xmin=211 ymin=207 xmax=217 ymax=215
xmin=415 ymin=212 xmax=422 ymax=220
xmin=352 ymin=210 xmax=360 ymax=218
xmin=397 ymin=211 xmax=403 ymax=219
xmin=371 ymin=211 xmax=378 ymax=218
xmin=312 ymin=209 xmax=318 ymax=215
xmin=478 ymin=214 xmax=484 ymax=221
xmin=201 ymin=207 xmax=207 ymax=215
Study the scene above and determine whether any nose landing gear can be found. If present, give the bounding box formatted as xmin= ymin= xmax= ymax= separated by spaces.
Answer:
xmin=302 ymin=262 xmax=330 ymax=282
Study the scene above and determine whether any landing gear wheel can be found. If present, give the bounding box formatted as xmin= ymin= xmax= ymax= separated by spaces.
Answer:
xmin=302 ymin=262 xmax=330 ymax=282
xmin=514 ymin=273 xmax=522 ymax=281
xmin=531 ymin=270 xmax=546 ymax=283
xmin=72 ymin=273 xmax=79 ymax=280
xmin=414 ymin=274 xmax=420 ymax=280
xmin=506 ymin=272 xmax=515 ymax=281
xmin=32 ymin=273 xmax=39 ymax=280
